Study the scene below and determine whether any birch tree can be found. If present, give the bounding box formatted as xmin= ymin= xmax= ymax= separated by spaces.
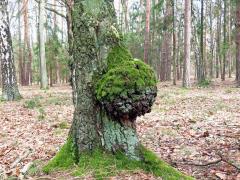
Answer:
xmin=0 ymin=0 xmax=21 ymax=100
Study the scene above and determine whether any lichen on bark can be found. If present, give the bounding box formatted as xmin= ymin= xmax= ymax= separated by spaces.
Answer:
xmin=0 ymin=0 xmax=21 ymax=101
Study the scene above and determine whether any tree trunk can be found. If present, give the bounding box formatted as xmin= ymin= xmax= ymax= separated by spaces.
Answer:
xmin=23 ymin=0 xmax=33 ymax=86
xmin=172 ymin=0 xmax=177 ymax=85
xmin=209 ymin=0 xmax=214 ymax=78
xmin=143 ymin=0 xmax=151 ymax=64
xmin=228 ymin=0 xmax=232 ymax=78
xmin=222 ymin=0 xmax=227 ymax=81
xmin=160 ymin=1 xmax=172 ymax=81
xmin=121 ymin=0 xmax=129 ymax=33
xmin=39 ymin=0 xmax=48 ymax=89
xmin=183 ymin=0 xmax=191 ymax=87
xmin=0 ymin=0 xmax=21 ymax=100
xmin=70 ymin=0 xmax=144 ymax=160
xmin=236 ymin=0 xmax=240 ymax=85
xmin=18 ymin=0 xmax=24 ymax=86
xmin=198 ymin=0 xmax=205 ymax=83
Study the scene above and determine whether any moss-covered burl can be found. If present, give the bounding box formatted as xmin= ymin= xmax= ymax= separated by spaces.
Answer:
xmin=96 ymin=45 xmax=157 ymax=121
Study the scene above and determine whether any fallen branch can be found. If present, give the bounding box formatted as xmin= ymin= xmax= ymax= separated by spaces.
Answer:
xmin=180 ymin=159 xmax=222 ymax=167
xmin=179 ymin=153 xmax=240 ymax=172
xmin=10 ymin=149 xmax=32 ymax=169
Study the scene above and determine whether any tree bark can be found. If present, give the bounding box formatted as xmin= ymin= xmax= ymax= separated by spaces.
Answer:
xmin=70 ymin=0 xmax=142 ymax=160
xmin=23 ymin=0 xmax=33 ymax=86
xmin=18 ymin=0 xmax=24 ymax=86
xmin=183 ymin=0 xmax=191 ymax=87
xmin=236 ymin=0 xmax=240 ymax=85
xmin=172 ymin=0 xmax=177 ymax=85
xmin=160 ymin=1 xmax=172 ymax=81
xmin=39 ymin=0 xmax=48 ymax=89
xmin=0 ymin=0 xmax=21 ymax=100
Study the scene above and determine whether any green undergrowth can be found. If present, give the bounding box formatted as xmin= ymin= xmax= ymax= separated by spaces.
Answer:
xmin=198 ymin=79 xmax=212 ymax=88
xmin=43 ymin=139 xmax=193 ymax=180
xmin=24 ymin=97 xmax=42 ymax=109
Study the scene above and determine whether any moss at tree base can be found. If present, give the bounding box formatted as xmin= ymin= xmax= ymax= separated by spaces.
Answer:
xmin=43 ymin=140 xmax=193 ymax=180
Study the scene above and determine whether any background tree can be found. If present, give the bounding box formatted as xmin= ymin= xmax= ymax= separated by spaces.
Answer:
xmin=39 ymin=0 xmax=48 ymax=89
xmin=0 ymin=0 xmax=21 ymax=100
xmin=236 ymin=0 xmax=240 ymax=86
xmin=144 ymin=0 xmax=151 ymax=64
xmin=183 ymin=0 xmax=191 ymax=87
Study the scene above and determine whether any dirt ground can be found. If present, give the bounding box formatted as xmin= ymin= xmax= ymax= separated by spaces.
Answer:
xmin=0 ymin=79 xmax=239 ymax=179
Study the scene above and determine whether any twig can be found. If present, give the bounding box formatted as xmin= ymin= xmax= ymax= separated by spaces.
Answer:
xmin=181 ymin=159 xmax=222 ymax=167
xmin=10 ymin=149 xmax=32 ymax=169
xmin=179 ymin=153 xmax=240 ymax=172
xmin=19 ymin=162 xmax=34 ymax=180
xmin=218 ymin=153 xmax=240 ymax=171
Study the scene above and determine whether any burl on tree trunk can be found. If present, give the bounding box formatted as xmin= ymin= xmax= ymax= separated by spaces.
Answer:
xmin=69 ymin=0 xmax=157 ymax=160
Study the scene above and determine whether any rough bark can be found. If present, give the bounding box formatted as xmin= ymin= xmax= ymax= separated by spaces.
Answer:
xmin=69 ymin=0 xmax=149 ymax=160
xmin=183 ymin=0 xmax=191 ymax=87
xmin=0 ymin=0 xmax=21 ymax=100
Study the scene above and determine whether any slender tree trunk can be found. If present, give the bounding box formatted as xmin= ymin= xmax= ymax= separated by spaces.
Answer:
xmin=216 ymin=3 xmax=222 ymax=79
xmin=0 ymin=0 xmax=21 ymax=100
xmin=228 ymin=0 xmax=232 ymax=78
xmin=183 ymin=0 xmax=191 ymax=87
xmin=39 ymin=0 xmax=48 ymax=89
xmin=53 ymin=0 xmax=61 ymax=84
xmin=18 ymin=0 xmax=24 ymax=86
xmin=121 ymin=0 xmax=129 ymax=33
xmin=144 ymin=0 xmax=151 ymax=64
xmin=23 ymin=0 xmax=33 ymax=86
xmin=222 ymin=0 xmax=227 ymax=81
xmin=160 ymin=1 xmax=172 ymax=81
xmin=236 ymin=0 xmax=240 ymax=85
xmin=172 ymin=0 xmax=177 ymax=85
xmin=199 ymin=0 xmax=205 ymax=83
xmin=209 ymin=0 xmax=214 ymax=78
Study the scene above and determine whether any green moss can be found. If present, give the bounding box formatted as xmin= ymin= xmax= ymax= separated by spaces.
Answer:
xmin=106 ymin=45 xmax=133 ymax=69
xmin=96 ymin=46 xmax=157 ymax=102
xmin=43 ymin=138 xmax=76 ymax=174
xmin=43 ymin=142 xmax=193 ymax=180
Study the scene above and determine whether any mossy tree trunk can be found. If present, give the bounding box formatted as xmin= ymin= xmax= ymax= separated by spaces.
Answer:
xmin=69 ymin=0 xmax=142 ymax=160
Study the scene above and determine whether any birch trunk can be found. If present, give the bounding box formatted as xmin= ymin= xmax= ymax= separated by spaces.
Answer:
xmin=0 ymin=0 xmax=21 ymax=100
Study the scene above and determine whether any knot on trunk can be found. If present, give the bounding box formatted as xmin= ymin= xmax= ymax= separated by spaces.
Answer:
xmin=96 ymin=45 xmax=157 ymax=122
xmin=101 ymin=87 xmax=157 ymax=121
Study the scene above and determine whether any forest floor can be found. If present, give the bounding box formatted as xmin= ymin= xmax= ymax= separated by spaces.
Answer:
xmin=0 ymin=79 xmax=240 ymax=180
